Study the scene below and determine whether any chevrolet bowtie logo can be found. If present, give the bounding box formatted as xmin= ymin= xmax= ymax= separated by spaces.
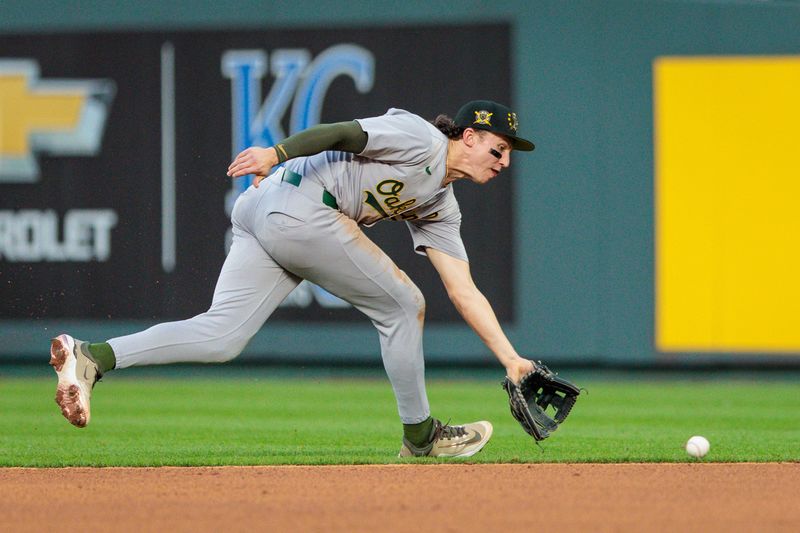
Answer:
xmin=0 ymin=59 xmax=115 ymax=183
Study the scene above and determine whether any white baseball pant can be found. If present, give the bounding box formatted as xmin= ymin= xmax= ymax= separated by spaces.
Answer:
xmin=108 ymin=171 xmax=431 ymax=423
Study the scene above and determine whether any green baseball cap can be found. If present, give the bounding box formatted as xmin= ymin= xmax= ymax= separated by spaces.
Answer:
xmin=454 ymin=100 xmax=535 ymax=151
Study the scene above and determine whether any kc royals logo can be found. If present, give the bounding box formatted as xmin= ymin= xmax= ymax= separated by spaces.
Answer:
xmin=221 ymin=45 xmax=374 ymax=195
xmin=0 ymin=60 xmax=115 ymax=183
xmin=473 ymin=110 xmax=493 ymax=126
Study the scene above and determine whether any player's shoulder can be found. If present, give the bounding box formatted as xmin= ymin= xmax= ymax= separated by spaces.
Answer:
xmin=366 ymin=107 xmax=428 ymax=125
xmin=355 ymin=107 xmax=447 ymax=158
xmin=381 ymin=108 xmax=444 ymax=137
xmin=383 ymin=107 xmax=419 ymax=118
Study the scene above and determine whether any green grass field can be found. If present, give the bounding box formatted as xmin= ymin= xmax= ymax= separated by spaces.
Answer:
xmin=2 ymin=371 xmax=799 ymax=466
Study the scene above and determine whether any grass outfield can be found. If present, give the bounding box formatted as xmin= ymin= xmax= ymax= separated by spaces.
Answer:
xmin=2 ymin=372 xmax=799 ymax=466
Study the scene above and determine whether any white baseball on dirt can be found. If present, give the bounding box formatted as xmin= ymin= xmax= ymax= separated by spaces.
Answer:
xmin=685 ymin=435 xmax=710 ymax=458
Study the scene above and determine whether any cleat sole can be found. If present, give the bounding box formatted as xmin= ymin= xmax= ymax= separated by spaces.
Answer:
xmin=50 ymin=335 xmax=90 ymax=428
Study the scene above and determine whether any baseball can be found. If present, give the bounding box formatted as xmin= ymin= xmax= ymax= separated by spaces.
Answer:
xmin=685 ymin=435 xmax=710 ymax=458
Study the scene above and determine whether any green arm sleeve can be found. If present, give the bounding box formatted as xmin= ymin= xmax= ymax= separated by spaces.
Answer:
xmin=274 ymin=121 xmax=368 ymax=163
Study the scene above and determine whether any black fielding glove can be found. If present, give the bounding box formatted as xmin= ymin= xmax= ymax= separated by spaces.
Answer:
xmin=502 ymin=361 xmax=581 ymax=441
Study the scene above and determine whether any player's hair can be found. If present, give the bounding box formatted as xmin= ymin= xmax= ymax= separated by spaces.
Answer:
xmin=431 ymin=114 xmax=488 ymax=140
xmin=431 ymin=114 xmax=464 ymax=139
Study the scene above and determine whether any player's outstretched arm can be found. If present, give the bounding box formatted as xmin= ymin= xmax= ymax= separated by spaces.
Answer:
xmin=227 ymin=121 xmax=368 ymax=186
xmin=426 ymin=247 xmax=534 ymax=383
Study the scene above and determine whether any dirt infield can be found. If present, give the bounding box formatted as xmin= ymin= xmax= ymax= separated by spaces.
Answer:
xmin=2 ymin=463 xmax=798 ymax=532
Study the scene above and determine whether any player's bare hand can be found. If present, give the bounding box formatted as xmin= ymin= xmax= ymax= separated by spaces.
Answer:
xmin=505 ymin=358 xmax=535 ymax=384
xmin=226 ymin=147 xmax=279 ymax=186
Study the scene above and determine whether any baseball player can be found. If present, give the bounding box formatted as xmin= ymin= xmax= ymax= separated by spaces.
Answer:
xmin=49 ymin=99 xmax=537 ymax=458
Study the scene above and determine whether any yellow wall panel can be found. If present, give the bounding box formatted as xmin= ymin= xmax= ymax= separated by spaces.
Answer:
xmin=655 ymin=56 xmax=800 ymax=352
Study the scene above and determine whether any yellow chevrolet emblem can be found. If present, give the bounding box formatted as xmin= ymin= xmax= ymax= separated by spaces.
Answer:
xmin=0 ymin=59 xmax=115 ymax=183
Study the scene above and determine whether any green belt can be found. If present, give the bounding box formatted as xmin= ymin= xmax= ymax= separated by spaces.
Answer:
xmin=281 ymin=169 xmax=339 ymax=210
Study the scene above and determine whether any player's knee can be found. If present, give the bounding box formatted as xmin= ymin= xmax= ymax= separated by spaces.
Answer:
xmin=190 ymin=311 xmax=254 ymax=362
xmin=209 ymin=347 xmax=240 ymax=363
xmin=198 ymin=333 xmax=249 ymax=363
xmin=219 ymin=335 xmax=251 ymax=362
xmin=398 ymin=283 xmax=426 ymax=323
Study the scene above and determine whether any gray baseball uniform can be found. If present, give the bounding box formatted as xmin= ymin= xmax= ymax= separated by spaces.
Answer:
xmin=108 ymin=109 xmax=465 ymax=424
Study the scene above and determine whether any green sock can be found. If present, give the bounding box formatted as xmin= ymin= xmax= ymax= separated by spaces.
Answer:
xmin=403 ymin=417 xmax=434 ymax=448
xmin=87 ymin=342 xmax=116 ymax=374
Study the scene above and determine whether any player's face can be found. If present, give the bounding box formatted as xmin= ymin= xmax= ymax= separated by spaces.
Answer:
xmin=468 ymin=131 xmax=512 ymax=184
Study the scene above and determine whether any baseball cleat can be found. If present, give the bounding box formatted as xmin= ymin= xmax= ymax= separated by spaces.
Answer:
xmin=49 ymin=334 xmax=101 ymax=428
xmin=398 ymin=419 xmax=493 ymax=458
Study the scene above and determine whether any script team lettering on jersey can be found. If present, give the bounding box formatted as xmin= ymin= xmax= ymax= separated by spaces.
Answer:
xmin=363 ymin=179 xmax=439 ymax=221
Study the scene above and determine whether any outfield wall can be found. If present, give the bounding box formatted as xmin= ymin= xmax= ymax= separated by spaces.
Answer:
xmin=2 ymin=1 xmax=799 ymax=366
